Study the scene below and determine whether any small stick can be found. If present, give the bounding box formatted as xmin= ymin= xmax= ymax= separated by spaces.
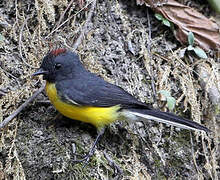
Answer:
xmin=45 ymin=1 xmax=93 ymax=39
xmin=146 ymin=8 xmax=156 ymax=102
xmin=55 ymin=0 xmax=75 ymax=29
xmin=72 ymin=0 xmax=96 ymax=51
xmin=0 ymin=89 xmax=7 ymax=96
xmin=103 ymin=151 xmax=123 ymax=175
xmin=19 ymin=17 xmax=37 ymax=69
xmin=0 ymin=83 xmax=45 ymax=129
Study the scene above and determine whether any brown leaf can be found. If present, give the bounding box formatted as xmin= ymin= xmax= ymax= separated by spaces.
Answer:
xmin=142 ymin=0 xmax=220 ymax=51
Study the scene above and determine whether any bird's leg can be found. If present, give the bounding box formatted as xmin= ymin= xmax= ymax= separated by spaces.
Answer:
xmin=73 ymin=128 xmax=105 ymax=166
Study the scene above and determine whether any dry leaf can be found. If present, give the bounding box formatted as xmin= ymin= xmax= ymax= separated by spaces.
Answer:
xmin=140 ymin=0 xmax=220 ymax=51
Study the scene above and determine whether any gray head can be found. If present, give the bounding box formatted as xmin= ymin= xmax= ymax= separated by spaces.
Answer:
xmin=33 ymin=49 xmax=85 ymax=82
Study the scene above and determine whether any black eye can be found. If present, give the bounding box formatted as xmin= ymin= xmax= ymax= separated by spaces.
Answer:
xmin=54 ymin=63 xmax=62 ymax=70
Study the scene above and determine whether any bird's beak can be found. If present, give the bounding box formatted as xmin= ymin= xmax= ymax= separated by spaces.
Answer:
xmin=32 ymin=68 xmax=48 ymax=76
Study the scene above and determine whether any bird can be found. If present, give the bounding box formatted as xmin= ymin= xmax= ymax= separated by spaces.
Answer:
xmin=33 ymin=48 xmax=210 ymax=163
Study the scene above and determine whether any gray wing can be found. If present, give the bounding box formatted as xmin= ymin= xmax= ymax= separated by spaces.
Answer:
xmin=56 ymin=73 xmax=147 ymax=109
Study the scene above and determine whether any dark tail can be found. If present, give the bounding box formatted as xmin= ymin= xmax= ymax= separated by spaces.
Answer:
xmin=126 ymin=108 xmax=210 ymax=132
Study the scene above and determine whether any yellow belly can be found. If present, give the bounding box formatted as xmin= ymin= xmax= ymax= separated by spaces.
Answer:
xmin=45 ymin=82 xmax=121 ymax=129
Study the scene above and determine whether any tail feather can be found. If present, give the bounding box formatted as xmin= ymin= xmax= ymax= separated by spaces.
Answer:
xmin=127 ymin=108 xmax=210 ymax=132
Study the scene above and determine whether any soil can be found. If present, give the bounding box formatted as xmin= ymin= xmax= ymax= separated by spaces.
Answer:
xmin=0 ymin=0 xmax=219 ymax=179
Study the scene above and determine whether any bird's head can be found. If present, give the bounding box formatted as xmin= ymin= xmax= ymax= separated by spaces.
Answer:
xmin=33 ymin=49 xmax=84 ymax=83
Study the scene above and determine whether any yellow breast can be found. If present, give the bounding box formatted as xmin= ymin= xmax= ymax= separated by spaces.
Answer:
xmin=45 ymin=82 xmax=121 ymax=129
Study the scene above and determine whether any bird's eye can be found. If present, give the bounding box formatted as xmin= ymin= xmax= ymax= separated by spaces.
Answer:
xmin=54 ymin=63 xmax=62 ymax=70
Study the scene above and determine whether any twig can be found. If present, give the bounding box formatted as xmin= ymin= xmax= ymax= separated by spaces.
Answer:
xmin=0 ymin=83 xmax=45 ymax=129
xmin=103 ymin=151 xmax=123 ymax=176
xmin=0 ymin=89 xmax=7 ymax=96
xmin=19 ymin=17 xmax=37 ymax=69
xmin=55 ymin=0 xmax=75 ymax=29
xmin=146 ymin=8 xmax=156 ymax=102
xmin=190 ymin=132 xmax=200 ymax=175
xmin=0 ymin=66 xmax=19 ymax=81
xmin=0 ymin=66 xmax=21 ymax=87
xmin=72 ymin=0 xmax=96 ymax=51
xmin=45 ymin=1 xmax=93 ymax=39
xmin=34 ymin=100 xmax=51 ymax=104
